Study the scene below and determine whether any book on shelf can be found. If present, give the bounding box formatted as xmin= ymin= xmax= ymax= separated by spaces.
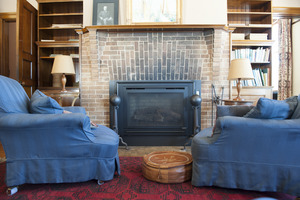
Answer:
xmin=51 ymin=24 xmax=83 ymax=28
xmin=70 ymin=54 xmax=79 ymax=58
xmin=232 ymin=33 xmax=245 ymax=40
xmin=49 ymin=54 xmax=62 ymax=57
xmin=245 ymin=33 xmax=268 ymax=40
xmin=262 ymin=68 xmax=268 ymax=86
xmin=248 ymin=24 xmax=272 ymax=27
xmin=231 ymin=68 xmax=269 ymax=87
xmin=231 ymin=47 xmax=270 ymax=63
xmin=41 ymin=39 xmax=55 ymax=42
xmin=228 ymin=23 xmax=245 ymax=27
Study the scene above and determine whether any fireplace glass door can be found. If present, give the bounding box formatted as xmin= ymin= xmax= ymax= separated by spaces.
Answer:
xmin=127 ymin=92 xmax=185 ymax=128
xmin=117 ymin=82 xmax=193 ymax=137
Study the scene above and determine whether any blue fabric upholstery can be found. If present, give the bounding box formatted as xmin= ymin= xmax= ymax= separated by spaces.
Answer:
xmin=244 ymin=96 xmax=298 ymax=119
xmin=291 ymin=95 xmax=300 ymax=119
xmin=0 ymin=76 xmax=120 ymax=187
xmin=0 ymin=75 xmax=29 ymax=113
xmin=63 ymin=106 xmax=87 ymax=114
xmin=30 ymin=90 xmax=64 ymax=114
xmin=217 ymin=105 xmax=253 ymax=118
xmin=192 ymin=95 xmax=300 ymax=196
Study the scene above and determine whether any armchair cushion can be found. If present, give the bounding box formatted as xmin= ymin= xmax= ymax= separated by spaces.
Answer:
xmin=30 ymin=90 xmax=64 ymax=114
xmin=244 ymin=96 xmax=298 ymax=119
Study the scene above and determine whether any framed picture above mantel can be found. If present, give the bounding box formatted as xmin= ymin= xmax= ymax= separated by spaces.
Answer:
xmin=92 ymin=0 xmax=119 ymax=25
xmin=128 ymin=0 xmax=182 ymax=25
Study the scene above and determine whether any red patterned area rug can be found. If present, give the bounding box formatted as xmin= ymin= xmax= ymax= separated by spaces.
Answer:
xmin=0 ymin=157 xmax=296 ymax=200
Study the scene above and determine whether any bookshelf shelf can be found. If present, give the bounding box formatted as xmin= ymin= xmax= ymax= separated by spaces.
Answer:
xmin=232 ymin=40 xmax=274 ymax=46
xmin=39 ymin=13 xmax=83 ymax=17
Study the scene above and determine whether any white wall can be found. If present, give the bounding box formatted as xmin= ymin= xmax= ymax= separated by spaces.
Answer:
xmin=0 ymin=0 xmax=16 ymax=12
xmin=292 ymin=19 xmax=300 ymax=95
xmin=182 ymin=0 xmax=227 ymax=24
xmin=26 ymin=0 xmax=38 ymax=9
xmin=84 ymin=0 xmax=227 ymax=26
xmin=273 ymin=0 xmax=300 ymax=7
xmin=0 ymin=0 xmax=37 ymax=12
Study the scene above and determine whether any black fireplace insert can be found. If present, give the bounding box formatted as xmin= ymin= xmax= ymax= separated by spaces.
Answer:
xmin=109 ymin=80 xmax=201 ymax=146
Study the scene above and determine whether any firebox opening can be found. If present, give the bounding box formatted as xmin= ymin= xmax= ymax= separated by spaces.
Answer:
xmin=109 ymin=80 xmax=201 ymax=146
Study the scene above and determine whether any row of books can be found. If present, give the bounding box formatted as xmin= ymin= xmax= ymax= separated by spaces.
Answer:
xmin=41 ymin=39 xmax=79 ymax=42
xmin=231 ymin=47 xmax=270 ymax=63
xmin=232 ymin=33 xmax=268 ymax=40
xmin=49 ymin=54 xmax=79 ymax=58
xmin=232 ymin=68 xmax=268 ymax=87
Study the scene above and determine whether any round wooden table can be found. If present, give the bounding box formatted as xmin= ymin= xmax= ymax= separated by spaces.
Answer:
xmin=142 ymin=151 xmax=192 ymax=183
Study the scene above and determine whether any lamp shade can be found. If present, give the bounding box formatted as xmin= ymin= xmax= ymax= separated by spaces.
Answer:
xmin=51 ymin=55 xmax=75 ymax=74
xmin=228 ymin=58 xmax=254 ymax=80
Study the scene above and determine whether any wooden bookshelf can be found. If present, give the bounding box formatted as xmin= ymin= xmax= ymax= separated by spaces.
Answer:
xmin=228 ymin=0 xmax=273 ymax=99
xmin=36 ymin=0 xmax=82 ymax=89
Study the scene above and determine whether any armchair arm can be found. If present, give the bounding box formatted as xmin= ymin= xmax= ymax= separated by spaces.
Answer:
xmin=211 ymin=116 xmax=300 ymax=165
xmin=0 ymin=113 xmax=94 ymax=160
xmin=0 ymin=113 xmax=90 ymax=129
xmin=217 ymin=105 xmax=254 ymax=118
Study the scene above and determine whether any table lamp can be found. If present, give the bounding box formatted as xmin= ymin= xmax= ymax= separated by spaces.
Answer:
xmin=228 ymin=58 xmax=254 ymax=101
xmin=51 ymin=55 xmax=75 ymax=92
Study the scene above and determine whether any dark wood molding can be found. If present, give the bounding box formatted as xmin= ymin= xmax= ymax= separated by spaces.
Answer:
xmin=273 ymin=7 xmax=300 ymax=18
xmin=37 ymin=0 xmax=82 ymax=2
xmin=0 ymin=12 xmax=17 ymax=21
xmin=0 ymin=13 xmax=16 ymax=77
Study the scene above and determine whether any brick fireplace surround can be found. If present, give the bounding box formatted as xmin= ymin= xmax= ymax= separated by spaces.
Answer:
xmin=78 ymin=25 xmax=230 ymax=130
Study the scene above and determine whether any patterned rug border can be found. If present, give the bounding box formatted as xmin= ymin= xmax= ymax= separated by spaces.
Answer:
xmin=0 ymin=157 xmax=297 ymax=200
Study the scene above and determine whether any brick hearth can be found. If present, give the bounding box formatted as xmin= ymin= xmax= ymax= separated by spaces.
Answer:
xmin=78 ymin=26 xmax=230 ymax=129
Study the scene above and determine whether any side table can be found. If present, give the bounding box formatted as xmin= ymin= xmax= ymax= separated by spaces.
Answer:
xmin=40 ymin=89 xmax=80 ymax=107
xmin=142 ymin=151 xmax=192 ymax=183
xmin=222 ymin=100 xmax=254 ymax=106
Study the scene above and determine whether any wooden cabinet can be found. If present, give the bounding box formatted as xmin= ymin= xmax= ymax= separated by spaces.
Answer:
xmin=230 ymin=86 xmax=273 ymax=104
xmin=223 ymin=99 xmax=254 ymax=106
xmin=40 ymin=89 xmax=80 ymax=106
xmin=36 ymin=0 xmax=83 ymax=89
xmin=228 ymin=0 xmax=273 ymax=99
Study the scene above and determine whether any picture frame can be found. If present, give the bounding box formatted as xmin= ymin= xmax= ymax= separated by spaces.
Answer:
xmin=128 ymin=0 xmax=182 ymax=25
xmin=92 ymin=0 xmax=119 ymax=25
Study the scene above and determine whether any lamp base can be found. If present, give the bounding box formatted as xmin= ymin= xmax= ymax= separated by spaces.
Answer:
xmin=61 ymin=73 xmax=67 ymax=92
xmin=233 ymin=78 xmax=245 ymax=101
xmin=233 ymin=96 xmax=244 ymax=101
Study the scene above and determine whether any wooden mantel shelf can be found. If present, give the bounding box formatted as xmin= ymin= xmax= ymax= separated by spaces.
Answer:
xmin=77 ymin=24 xmax=230 ymax=34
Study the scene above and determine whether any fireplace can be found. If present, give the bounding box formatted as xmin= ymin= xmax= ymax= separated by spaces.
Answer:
xmin=109 ymin=80 xmax=201 ymax=146
xmin=79 ymin=26 xmax=230 ymax=134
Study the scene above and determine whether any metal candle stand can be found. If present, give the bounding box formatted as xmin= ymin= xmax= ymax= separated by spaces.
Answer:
xmin=182 ymin=94 xmax=202 ymax=150
xmin=211 ymin=84 xmax=224 ymax=127
xmin=110 ymin=95 xmax=129 ymax=150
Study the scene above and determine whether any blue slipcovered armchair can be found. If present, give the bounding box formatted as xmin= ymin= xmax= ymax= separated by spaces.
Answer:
xmin=0 ymin=75 xmax=120 ymax=193
xmin=192 ymin=96 xmax=300 ymax=196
